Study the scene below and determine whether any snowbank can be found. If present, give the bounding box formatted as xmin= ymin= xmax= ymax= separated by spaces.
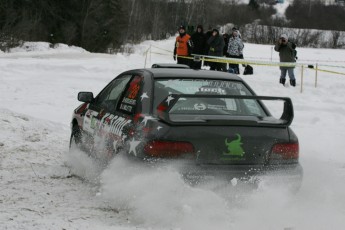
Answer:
xmin=1 ymin=38 xmax=345 ymax=229
xmin=8 ymin=42 xmax=88 ymax=54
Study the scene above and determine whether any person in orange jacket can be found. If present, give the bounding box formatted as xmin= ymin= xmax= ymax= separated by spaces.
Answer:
xmin=174 ymin=25 xmax=193 ymax=67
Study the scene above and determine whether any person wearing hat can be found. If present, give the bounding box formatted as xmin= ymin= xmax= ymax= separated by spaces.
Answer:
xmin=190 ymin=25 xmax=207 ymax=69
xmin=274 ymin=34 xmax=297 ymax=87
xmin=203 ymin=26 xmax=214 ymax=67
xmin=173 ymin=25 xmax=193 ymax=67
xmin=227 ymin=29 xmax=244 ymax=74
xmin=207 ymin=28 xmax=225 ymax=71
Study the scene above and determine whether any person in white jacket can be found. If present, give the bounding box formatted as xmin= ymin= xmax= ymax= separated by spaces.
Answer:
xmin=227 ymin=29 xmax=244 ymax=74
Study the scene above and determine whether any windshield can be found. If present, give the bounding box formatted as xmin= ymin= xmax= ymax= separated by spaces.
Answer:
xmin=154 ymin=79 xmax=267 ymax=117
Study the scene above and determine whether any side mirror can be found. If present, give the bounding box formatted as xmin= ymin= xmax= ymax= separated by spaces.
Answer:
xmin=78 ymin=92 xmax=94 ymax=103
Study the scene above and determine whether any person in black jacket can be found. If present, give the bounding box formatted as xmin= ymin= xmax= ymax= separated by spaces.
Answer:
xmin=221 ymin=33 xmax=230 ymax=71
xmin=203 ymin=27 xmax=213 ymax=67
xmin=190 ymin=25 xmax=207 ymax=69
xmin=207 ymin=29 xmax=225 ymax=71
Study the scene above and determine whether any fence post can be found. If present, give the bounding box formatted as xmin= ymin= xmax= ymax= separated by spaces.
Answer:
xmin=144 ymin=50 xmax=147 ymax=68
xmin=300 ymin=65 xmax=304 ymax=93
xmin=149 ymin=44 xmax=152 ymax=66
xmin=144 ymin=46 xmax=150 ymax=68
xmin=315 ymin=63 xmax=318 ymax=88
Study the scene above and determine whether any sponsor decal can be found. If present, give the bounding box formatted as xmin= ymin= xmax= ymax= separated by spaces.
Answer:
xmin=122 ymin=97 xmax=136 ymax=105
xmin=90 ymin=116 xmax=97 ymax=129
xmin=207 ymin=104 xmax=227 ymax=110
xmin=128 ymin=84 xmax=140 ymax=99
xmin=95 ymin=113 xmax=132 ymax=141
xmin=164 ymin=79 xmax=243 ymax=91
xmin=127 ymin=75 xmax=142 ymax=99
xmin=120 ymin=104 xmax=133 ymax=112
xmin=120 ymin=75 xmax=143 ymax=113
xmin=199 ymin=87 xmax=225 ymax=94
xmin=83 ymin=111 xmax=132 ymax=157
xmin=176 ymin=103 xmax=226 ymax=111
xmin=222 ymin=134 xmax=245 ymax=159
xmin=194 ymin=103 xmax=206 ymax=110
xmin=207 ymin=80 xmax=241 ymax=90
xmin=106 ymin=115 xmax=131 ymax=137
xmin=83 ymin=110 xmax=99 ymax=134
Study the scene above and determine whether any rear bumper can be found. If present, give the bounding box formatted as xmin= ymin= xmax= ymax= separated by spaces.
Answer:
xmin=126 ymin=154 xmax=303 ymax=190
xmin=180 ymin=163 xmax=303 ymax=189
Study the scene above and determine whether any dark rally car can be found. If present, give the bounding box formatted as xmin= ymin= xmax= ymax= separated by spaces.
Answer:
xmin=70 ymin=64 xmax=302 ymax=188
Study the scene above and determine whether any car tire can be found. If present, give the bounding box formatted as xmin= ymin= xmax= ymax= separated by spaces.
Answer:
xmin=69 ymin=124 xmax=82 ymax=150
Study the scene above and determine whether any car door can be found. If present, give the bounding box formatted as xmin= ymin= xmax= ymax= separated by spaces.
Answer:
xmin=83 ymin=73 xmax=144 ymax=159
xmin=82 ymin=75 xmax=131 ymax=157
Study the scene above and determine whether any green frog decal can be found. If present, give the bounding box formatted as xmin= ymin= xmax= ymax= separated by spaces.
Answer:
xmin=224 ymin=134 xmax=245 ymax=157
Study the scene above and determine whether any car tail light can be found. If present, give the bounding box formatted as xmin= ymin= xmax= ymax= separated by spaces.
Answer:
xmin=271 ymin=143 xmax=299 ymax=161
xmin=144 ymin=140 xmax=195 ymax=158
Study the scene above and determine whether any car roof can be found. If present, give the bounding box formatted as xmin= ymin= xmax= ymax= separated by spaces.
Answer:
xmin=148 ymin=68 xmax=242 ymax=80
xmin=125 ymin=68 xmax=242 ymax=81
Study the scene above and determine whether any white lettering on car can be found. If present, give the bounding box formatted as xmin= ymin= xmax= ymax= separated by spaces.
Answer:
xmin=109 ymin=116 xmax=131 ymax=137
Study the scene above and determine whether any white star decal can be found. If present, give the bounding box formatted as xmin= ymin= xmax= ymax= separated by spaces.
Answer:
xmin=113 ymin=139 xmax=119 ymax=151
xmin=141 ymin=116 xmax=156 ymax=126
xmin=166 ymin=95 xmax=174 ymax=106
xmin=140 ymin=92 xmax=149 ymax=101
xmin=157 ymin=126 xmax=163 ymax=131
xmin=129 ymin=138 xmax=141 ymax=156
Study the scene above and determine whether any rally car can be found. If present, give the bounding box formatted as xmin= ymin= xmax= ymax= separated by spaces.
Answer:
xmin=70 ymin=63 xmax=302 ymax=188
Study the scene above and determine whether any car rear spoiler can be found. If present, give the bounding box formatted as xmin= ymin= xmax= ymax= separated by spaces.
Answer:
xmin=156 ymin=94 xmax=294 ymax=127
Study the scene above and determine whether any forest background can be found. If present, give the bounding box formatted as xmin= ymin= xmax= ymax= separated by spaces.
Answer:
xmin=1 ymin=0 xmax=345 ymax=52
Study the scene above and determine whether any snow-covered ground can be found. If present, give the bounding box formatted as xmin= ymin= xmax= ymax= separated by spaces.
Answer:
xmin=273 ymin=0 xmax=293 ymax=16
xmin=1 ymin=39 xmax=345 ymax=230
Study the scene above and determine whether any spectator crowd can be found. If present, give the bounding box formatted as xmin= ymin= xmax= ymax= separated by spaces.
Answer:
xmin=173 ymin=25 xmax=244 ymax=74
xmin=173 ymin=24 xmax=297 ymax=87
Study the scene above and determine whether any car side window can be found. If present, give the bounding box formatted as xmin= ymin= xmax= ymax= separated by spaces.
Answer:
xmin=94 ymin=75 xmax=132 ymax=113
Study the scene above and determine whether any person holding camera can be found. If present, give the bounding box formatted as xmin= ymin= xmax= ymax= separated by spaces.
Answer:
xmin=274 ymin=34 xmax=297 ymax=87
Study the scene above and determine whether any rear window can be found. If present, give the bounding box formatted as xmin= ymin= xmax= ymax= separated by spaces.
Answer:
xmin=155 ymin=79 xmax=250 ymax=95
xmin=154 ymin=79 xmax=267 ymax=117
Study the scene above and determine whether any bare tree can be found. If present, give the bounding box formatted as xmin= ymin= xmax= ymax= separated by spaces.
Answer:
xmin=330 ymin=31 xmax=341 ymax=48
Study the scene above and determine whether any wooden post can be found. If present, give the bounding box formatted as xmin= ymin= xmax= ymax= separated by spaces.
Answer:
xmin=300 ymin=65 xmax=304 ymax=93
xmin=149 ymin=44 xmax=152 ymax=66
xmin=144 ymin=48 xmax=148 ymax=68
xmin=315 ymin=63 xmax=318 ymax=88
xmin=144 ymin=45 xmax=151 ymax=68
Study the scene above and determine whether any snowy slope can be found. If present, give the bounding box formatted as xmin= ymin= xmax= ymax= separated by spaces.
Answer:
xmin=1 ymin=39 xmax=345 ymax=229
xmin=273 ymin=0 xmax=293 ymax=16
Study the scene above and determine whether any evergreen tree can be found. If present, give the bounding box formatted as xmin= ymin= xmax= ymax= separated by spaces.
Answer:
xmin=248 ymin=0 xmax=260 ymax=10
